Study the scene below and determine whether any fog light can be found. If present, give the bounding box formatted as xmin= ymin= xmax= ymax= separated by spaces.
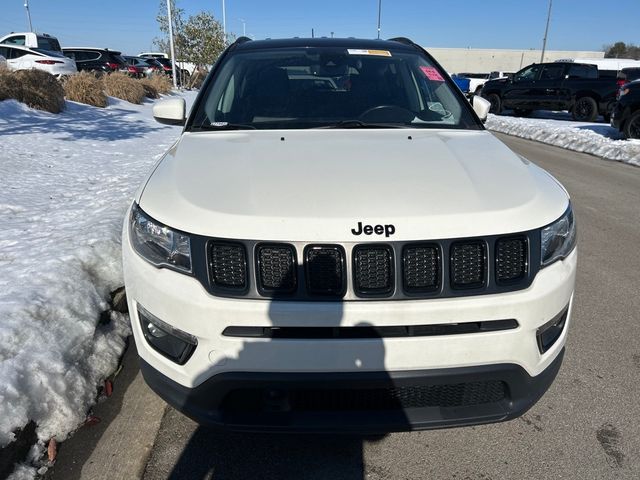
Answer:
xmin=138 ymin=305 xmax=197 ymax=365
xmin=536 ymin=307 xmax=568 ymax=354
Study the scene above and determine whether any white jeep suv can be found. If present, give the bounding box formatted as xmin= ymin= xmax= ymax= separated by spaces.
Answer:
xmin=123 ymin=37 xmax=577 ymax=433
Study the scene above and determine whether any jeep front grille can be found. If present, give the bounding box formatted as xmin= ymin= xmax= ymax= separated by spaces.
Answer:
xmin=202 ymin=232 xmax=538 ymax=301
xmin=353 ymin=245 xmax=394 ymax=296
xmin=403 ymin=244 xmax=440 ymax=293
xmin=450 ymin=241 xmax=486 ymax=289
xmin=209 ymin=242 xmax=247 ymax=290
xmin=256 ymin=244 xmax=297 ymax=294
xmin=495 ymin=237 xmax=528 ymax=284
xmin=305 ymin=246 xmax=346 ymax=296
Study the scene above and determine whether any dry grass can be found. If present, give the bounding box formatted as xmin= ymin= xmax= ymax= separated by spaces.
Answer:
xmin=63 ymin=71 xmax=108 ymax=107
xmin=144 ymin=74 xmax=173 ymax=95
xmin=138 ymin=78 xmax=160 ymax=99
xmin=103 ymin=72 xmax=145 ymax=104
xmin=11 ymin=69 xmax=65 ymax=113
xmin=0 ymin=66 xmax=23 ymax=102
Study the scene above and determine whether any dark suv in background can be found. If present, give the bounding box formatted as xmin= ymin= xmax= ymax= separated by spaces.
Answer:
xmin=611 ymin=80 xmax=640 ymax=139
xmin=62 ymin=48 xmax=127 ymax=74
xmin=482 ymin=62 xmax=618 ymax=121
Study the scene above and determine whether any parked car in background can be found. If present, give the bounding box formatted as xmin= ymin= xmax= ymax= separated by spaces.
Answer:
xmin=139 ymin=51 xmax=169 ymax=59
xmin=149 ymin=57 xmax=192 ymax=84
xmin=611 ymin=80 xmax=640 ymax=139
xmin=456 ymin=72 xmax=490 ymax=96
xmin=0 ymin=32 xmax=62 ymax=53
xmin=123 ymin=56 xmax=158 ymax=77
xmin=62 ymin=48 xmax=127 ymax=74
xmin=489 ymin=70 xmax=513 ymax=80
xmin=556 ymin=57 xmax=640 ymax=79
xmin=618 ymin=67 xmax=640 ymax=88
xmin=144 ymin=58 xmax=165 ymax=74
xmin=482 ymin=62 xmax=619 ymax=121
xmin=450 ymin=74 xmax=471 ymax=95
xmin=0 ymin=44 xmax=76 ymax=77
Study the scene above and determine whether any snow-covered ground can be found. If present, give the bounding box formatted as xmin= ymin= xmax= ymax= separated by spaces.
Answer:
xmin=486 ymin=111 xmax=640 ymax=167
xmin=0 ymin=92 xmax=196 ymax=477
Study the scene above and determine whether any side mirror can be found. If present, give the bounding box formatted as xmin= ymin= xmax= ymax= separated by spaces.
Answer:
xmin=153 ymin=98 xmax=186 ymax=126
xmin=472 ymin=95 xmax=491 ymax=123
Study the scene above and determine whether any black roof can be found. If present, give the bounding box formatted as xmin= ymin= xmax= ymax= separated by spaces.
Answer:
xmin=234 ymin=37 xmax=418 ymax=52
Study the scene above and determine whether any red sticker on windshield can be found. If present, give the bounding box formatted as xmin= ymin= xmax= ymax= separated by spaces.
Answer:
xmin=420 ymin=66 xmax=444 ymax=82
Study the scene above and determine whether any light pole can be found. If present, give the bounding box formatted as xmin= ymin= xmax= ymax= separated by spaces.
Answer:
xmin=24 ymin=0 xmax=33 ymax=32
xmin=239 ymin=18 xmax=246 ymax=37
xmin=377 ymin=0 xmax=382 ymax=39
xmin=222 ymin=0 xmax=227 ymax=43
xmin=540 ymin=0 xmax=553 ymax=63
xmin=166 ymin=0 xmax=178 ymax=89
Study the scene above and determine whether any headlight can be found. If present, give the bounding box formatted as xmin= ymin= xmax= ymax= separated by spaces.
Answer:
xmin=540 ymin=204 xmax=577 ymax=267
xmin=129 ymin=203 xmax=192 ymax=273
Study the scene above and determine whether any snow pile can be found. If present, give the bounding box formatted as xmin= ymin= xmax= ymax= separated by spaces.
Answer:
xmin=0 ymin=94 xmax=195 ymax=463
xmin=486 ymin=112 xmax=640 ymax=167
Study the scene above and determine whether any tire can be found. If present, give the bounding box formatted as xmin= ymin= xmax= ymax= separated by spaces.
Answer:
xmin=487 ymin=93 xmax=502 ymax=114
xmin=572 ymin=96 xmax=598 ymax=122
xmin=623 ymin=111 xmax=640 ymax=139
xmin=513 ymin=108 xmax=532 ymax=117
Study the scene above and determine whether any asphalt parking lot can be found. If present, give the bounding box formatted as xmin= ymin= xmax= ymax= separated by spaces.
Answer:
xmin=49 ymin=134 xmax=640 ymax=480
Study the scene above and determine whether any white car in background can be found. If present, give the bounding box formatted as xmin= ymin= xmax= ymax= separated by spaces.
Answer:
xmin=0 ymin=44 xmax=77 ymax=77
xmin=0 ymin=32 xmax=62 ymax=52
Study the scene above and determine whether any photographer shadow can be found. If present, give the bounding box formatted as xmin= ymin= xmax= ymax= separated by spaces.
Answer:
xmin=162 ymin=287 xmax=403 ymax=479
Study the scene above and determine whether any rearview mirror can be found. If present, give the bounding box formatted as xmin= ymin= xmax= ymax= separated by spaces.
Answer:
xmin=472 ymin=95 xmax=491 ymax=123
xmin=153 ymin=98 xmax=186 ymax=126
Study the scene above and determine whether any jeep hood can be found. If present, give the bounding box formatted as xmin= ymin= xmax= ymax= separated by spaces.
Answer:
xmin=139 ymin=129 xmax=568 ymax=241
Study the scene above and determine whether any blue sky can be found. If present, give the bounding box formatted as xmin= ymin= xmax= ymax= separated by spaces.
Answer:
xmin=1 ymin=0 xmax=638 ymax=55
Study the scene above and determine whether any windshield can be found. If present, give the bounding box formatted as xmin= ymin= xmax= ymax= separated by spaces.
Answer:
xmin=189 ymin=46 xmax=481 ymax=130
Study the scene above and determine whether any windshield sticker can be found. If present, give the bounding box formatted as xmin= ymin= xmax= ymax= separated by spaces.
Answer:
xmin=347 ymin=49 xmax=392 ymax=57
xmin=420 ymin=66 xmax=445 ymax=82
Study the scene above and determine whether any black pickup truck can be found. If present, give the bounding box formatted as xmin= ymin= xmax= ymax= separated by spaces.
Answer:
xmin=481 ymin=62 xmax=618 ymax=122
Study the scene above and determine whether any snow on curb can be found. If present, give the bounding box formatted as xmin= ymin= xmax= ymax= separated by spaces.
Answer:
xmin=0 ymin=94 xmax=195 ymax=476
xmin=486 ymin=113 xmax=640 ymax=167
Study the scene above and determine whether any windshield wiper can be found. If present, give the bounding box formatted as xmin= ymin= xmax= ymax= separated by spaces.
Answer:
xmin=314 ymin=120 xmax=410 ymax=129
xmin=190 ymin=123 xmax=256 ymax=131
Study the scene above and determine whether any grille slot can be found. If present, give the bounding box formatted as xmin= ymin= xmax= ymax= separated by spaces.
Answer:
xmin=496 ymin=237 xmax=527 ymax=283
xmin=305 ymin=246 xmax=346 ymax=296
xmin=256 ymin=244 xmax=297 ymax=294
xmin=353 ymin=245 xmax=394 ymax=296
xmin=450 ymin=241 xmax=486 ymax=289
xmin=222 ymin=381 xmax=507 ymax=413
xmin=209 ymin=242 xmax=247 ymax=290
xmin=403 ymin=244 xmax=440 ymax=293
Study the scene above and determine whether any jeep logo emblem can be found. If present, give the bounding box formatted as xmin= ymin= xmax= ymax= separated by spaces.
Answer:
xmin=351 ymin=222 xmax=396 ymax=238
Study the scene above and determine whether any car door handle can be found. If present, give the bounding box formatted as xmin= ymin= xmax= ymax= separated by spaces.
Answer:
xmin=546 ymin=89 xmax=554 ymax=93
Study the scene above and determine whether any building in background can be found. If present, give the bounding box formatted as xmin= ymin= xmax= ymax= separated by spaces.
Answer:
xmin=427 ymin=47 xmax=605 ymax=73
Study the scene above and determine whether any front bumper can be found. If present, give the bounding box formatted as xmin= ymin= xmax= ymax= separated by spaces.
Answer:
xmin=123 ymin=216 xmax=577 ymax=431
xmin=140 ymin=349 xmax=564 ymax=433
